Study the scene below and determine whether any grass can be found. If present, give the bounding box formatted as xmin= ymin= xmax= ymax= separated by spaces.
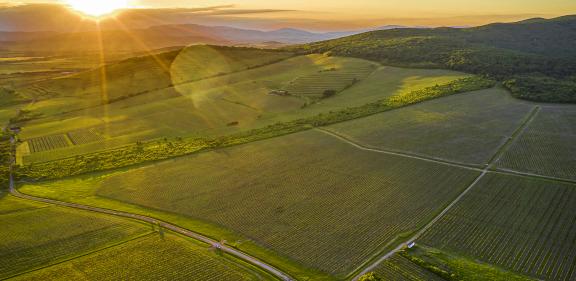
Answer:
xmin=282 ymin=61 xmax=376 ymax=99
xmin=19 ymin=130 xmax=480 ymax=279
xmin=16 ymin=76 xmax=493 ymax=180
xmin=171 ymin=45 xmax=294 ymax=85
xmin=372 ymin=254 xmax=445 ymax=280
xmin=16 ymin=54 xmax=471 ymax=164
xmin=418 ymin=172 xmax=576 ymax=281
xmin=16 ymin=46 xmax=293 ymax=119
xmin=379 ymin=245 xmax=537 ymax=281
xmin=15 ymin=54 xmax=344 ymax=159
xmin=496 ymin=106 xmax=576 ymax=180
xmin=11 ymin=233 xmax=276 ymax=281
xmin=0 ymin=195 xmax=150 ymax=279
xmin=326 ymin=87 xmax=535 ymax=165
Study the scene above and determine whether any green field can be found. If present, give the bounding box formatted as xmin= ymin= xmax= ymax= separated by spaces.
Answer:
xmin=19 ymin=130 xmax=480 ymax=277
xmin=371 ymin=246 xmax=536 ymax=281
xmin=496 ymin=106 xmax=576 ymax=180
xmin=0 ymin=195 xmax=149 ymax=279
xmin=11 ymin=234 xmax=274 ymax=281
xmin=372 ymin=254 xmax=445 ymax=281
xmin=11 ymin=45 xmax=470 ymax=167
xmin=326 ymin=87 xmax=535 ymax=165
xmin=418 ymin=173 xmax=576 ymax=281
xmin=170 ymin=45 xmax=294 ymax=84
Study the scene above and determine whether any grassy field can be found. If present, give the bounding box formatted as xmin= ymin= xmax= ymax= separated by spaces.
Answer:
xmin=372 ymin=246 xmax=536 ymax=281
xmin=170 ymin=45 xmax=294 ymax=84
xmin=16 ymin=55 xmax=472 ymax=165
xmin=11 ymin=234 xmax=275 ymax=281
xmin=496 ymin=106 xmax=576 ymax=180
xmin=0 ymin=195 xmax=150 ymax=279
xmin=372 ymin=254 xmax=446 ymax=281
xmin=19 ymin=130 xmax=480 ymax=278
xmin=326 ymin=87 xmax=535 ymax=165
xmin=418 ymin=173 xmax=576 ymax=281
xmin=282 ymin=61 xmax=376 ymax=99
xmin=16 ymin=46 xmax=293 ymax=117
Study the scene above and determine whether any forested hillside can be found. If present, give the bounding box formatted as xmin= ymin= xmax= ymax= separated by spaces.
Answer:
xmin=290 ymin=15 xmax=576 ymax=103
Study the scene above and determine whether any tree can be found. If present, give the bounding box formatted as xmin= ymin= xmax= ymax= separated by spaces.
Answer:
xmin=323 ymin=89 xmax=337 ymax=98
xmin=358 ymin=272 xmax=382 ymax=281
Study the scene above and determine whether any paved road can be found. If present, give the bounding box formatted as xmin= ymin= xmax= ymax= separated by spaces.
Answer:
xmin=8 ymin=172 xmax=294 ymax=281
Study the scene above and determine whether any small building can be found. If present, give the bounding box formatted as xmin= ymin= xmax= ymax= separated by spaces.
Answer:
xmin=269 ymin=90 xmax=289 ymax=96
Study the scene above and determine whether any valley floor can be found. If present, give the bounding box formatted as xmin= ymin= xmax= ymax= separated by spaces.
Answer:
xmin=2 ymin=48 xmax=576 ymax=281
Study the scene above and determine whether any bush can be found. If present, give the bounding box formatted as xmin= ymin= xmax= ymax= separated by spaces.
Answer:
xmin=504 ymin=75 xmax=576 ymax=103
xmin=358 ymin=272 xmax=382 ymax=281
xmin=322 ymin=89 xmax=337 ymax=98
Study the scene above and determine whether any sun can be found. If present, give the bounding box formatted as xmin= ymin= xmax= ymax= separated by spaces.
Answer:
xmin=65 ymin=0 xmax=130 ymax=18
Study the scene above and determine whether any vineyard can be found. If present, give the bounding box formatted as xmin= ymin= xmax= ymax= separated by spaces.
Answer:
xmin=17 ymin=50 xmax=179 ymax=103
xmin=170 ymin=45 xmax=294 ymax=85
xmin=13 ymin=234 xmax=272 ymax=281
xmin=0 ymin=196 xmax=149 ymax=279
xmin=327 ymin=87 xmax=534 ymax=165
xmin=496 ymin=107 xmax=576 ymax=180
xmin=282 ymin=63 xmax=376 ymax=98
xmin=88 ymin=130 xmax=480 ymax=276
xmin=373 ymin=254 xmax=445 ymax=281
xmin=418 ymin=173 xmax=576 ymax=281
xmin=66 ymin=128 xmax=105 ymax=145
xmin=26 ymin=134 xmax=71 ymax=153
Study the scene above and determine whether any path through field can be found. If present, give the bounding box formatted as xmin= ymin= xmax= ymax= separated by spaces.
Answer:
xmin=319 ymin=105 xmax=571 ymax=281
xmin=7 ymin=168 xmax=293 ymax=281
xmin=10 ymin=102 xmax=576 ymax=281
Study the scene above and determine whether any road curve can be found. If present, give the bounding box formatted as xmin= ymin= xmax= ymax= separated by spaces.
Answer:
xmin=8 ymin=172 xmax=294 ymax=281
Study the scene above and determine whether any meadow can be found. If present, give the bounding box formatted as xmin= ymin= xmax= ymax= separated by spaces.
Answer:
xmin=371 ymin=246 xmax=536 ymax=281
xmin=19 ymin=130 xmax=480 ymax=277
xmin=326 ymin=87 xmax=535 ymax=165
xmin=0 ymin=195 xmax=149 ymax=279
xmin=15 ymin=49 xmax=476 ymax=165
xmin=372 ymin=254 xmax=445 ymax=281
xmin=12 ymin=234 xmax=274 ymax=281
xmin=418 ymin=173 xmax=576 ymax=281
xmin=496 ymin=106 xmax=576 ymax=180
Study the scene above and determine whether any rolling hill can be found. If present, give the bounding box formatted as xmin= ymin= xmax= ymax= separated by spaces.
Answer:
xmin=290 ymin=15 xmax=576 ymax=103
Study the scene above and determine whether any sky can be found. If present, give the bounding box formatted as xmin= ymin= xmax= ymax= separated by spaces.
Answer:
xmin=6 ymin=0 xmax=576 ymax=30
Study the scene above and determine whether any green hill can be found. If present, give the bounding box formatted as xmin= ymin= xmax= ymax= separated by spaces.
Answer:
xmin=290 ymin=15 xmax=576 ymax=103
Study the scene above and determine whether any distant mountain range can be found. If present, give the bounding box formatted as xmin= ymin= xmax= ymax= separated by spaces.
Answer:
xmin=0 ymin=3 xmax=427 ymax=53
xmin=0 ymin=23 xmax=427 ymax=53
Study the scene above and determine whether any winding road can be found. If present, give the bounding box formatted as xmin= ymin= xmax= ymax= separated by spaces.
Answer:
xmin=8 ymin=104 xmax=575 ymax=281
xmin=8 ymin=170 xmax=294 ymax=281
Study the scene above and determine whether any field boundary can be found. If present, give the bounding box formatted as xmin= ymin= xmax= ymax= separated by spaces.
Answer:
xmin=351 ymin=170 xmax=488 ymax=280
xmin=486 ymin=106 xmax=541 ymax=166
xmin=315 ymin=128 xmax=483 ymax=171
xmin=8 ymin=167 xmax=294 ymax=281
xmin=332 ymin=106 xmax=548 ymax=280
xmin=1 ymin=232 xmax=155 ymax=281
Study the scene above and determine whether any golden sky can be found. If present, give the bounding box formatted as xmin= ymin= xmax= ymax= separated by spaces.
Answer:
xmin=10 ymin=0 xmax=576 ymax=29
